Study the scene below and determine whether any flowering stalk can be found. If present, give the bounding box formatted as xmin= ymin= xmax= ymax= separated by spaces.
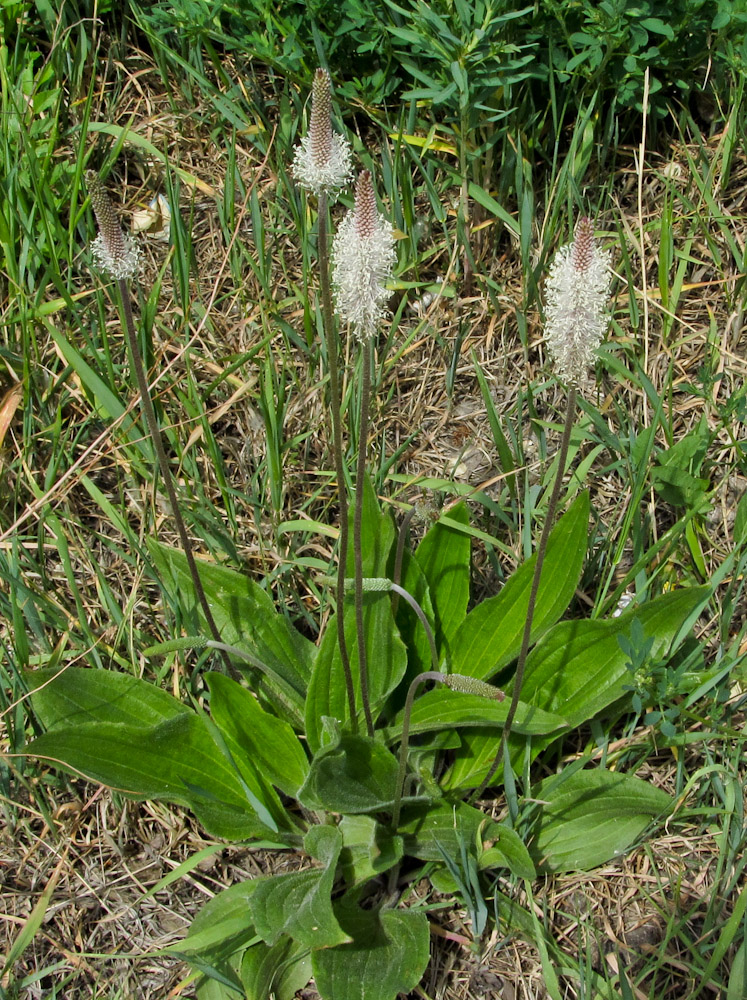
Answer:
xmin=472 ymin=218 xmax=610 ymax=803
xmin=292 ymin=69 xmax=357 ymax=726
xmin=86 ymin=170 xmax=232 ymax=675
xmin=332 ymin=170 xmax=396 ymax=737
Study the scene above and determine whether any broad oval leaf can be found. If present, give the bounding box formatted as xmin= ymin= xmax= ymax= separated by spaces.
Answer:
xmin=384 ymin=687 xmax=568 ymax=742
xmin=249 ymin=827 xmax=350 ymax=950
xmin=444 ymin=586 xmax=709 ymax=792
xmin=27 ymin=666 xmax=189 ymax=730
xmin=299 ymin=734 xmax=399 ymax=814
xmin=530 ymin=767 xmax=673 ymax=872
xmin=312 ymin=897 xmax=430 ymax=1000
xmin=451 ymin=491 xmax=589 ymax=681
xmin=27 ymin=714 xmax=279 ymax=842
xmin=149 ymin=540 xmax=313 ymax=712
xmin=415 ymin=501 xmax=471 ymax=656
xmin=207 ymin=673 xmax=308 ymax=797
xmin=400 ymin=800 xmax=536 ymax=880
xmin=517 ymin=586 xmax=711 ymax=727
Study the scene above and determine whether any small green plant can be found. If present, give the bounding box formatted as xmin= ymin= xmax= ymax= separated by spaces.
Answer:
xmin=22 ymin=75 xmax=714 ymax=1000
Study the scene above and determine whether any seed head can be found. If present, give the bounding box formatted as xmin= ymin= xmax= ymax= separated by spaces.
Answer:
xmin=86 ymin=170 xmax=141 ymax=281
xmin=292 ymin=69 xmax=353 ymax=196
xmin=544 ymin=217 xmax=611 ymax=389
xmin=331 ymin=170 xmax=396 ymax=342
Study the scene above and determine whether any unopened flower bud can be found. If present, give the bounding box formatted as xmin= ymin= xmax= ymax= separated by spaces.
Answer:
xmin=292 ymin=69 xmax=353 ymax=196
xmin=86 ymin=170 xmax=141 ymax=281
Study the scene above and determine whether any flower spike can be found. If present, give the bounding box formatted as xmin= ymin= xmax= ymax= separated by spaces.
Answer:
xmin=85 ymin=170 xmax=141 ymax=281
xmin=544 ymin=217 xmax=611 ymax=388
xmin=332 ymin=170 xmax=396 ymax=342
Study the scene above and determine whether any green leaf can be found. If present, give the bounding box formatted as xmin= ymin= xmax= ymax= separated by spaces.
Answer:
xmin=400 ymin=801 xmax=536 ymax=880
xmin=345 ymin=475 xmax=396 ymax=578
xmin=241 ymin=936 xmax=311 ymax=1000
xmin=338 ymin=815 xmax=404 ymax=885
xmin=451 ymin=492 xmax=589 ymax=681
xmin=392 ymin=546 xmax=437 ymax=679
xmin=26 ymin=666 xmax=189 ymax=730
xmin=312 ymin=897 xmax=430 ymax=1000
xmin=384 ymin=687 xmax=567 ymax=742
xmin=444 ymin=586 xmax=708 ymax=791
xmin=149 ymin=541 xmax=313 ymax=710
xmin=27 ymin=714 xmax=277 ymax=842
xmin=299 ymin=734 xmax=400 ymax=814
xmin=175 ymin=883 xmax=260 ymax=962
xmin=249 ymin=827 xmax=350 ymax=950
xmin=206 ymin=673 xmax=308 ymax=797
xmin=306 ymin=479 xmax=406 ymax=749
xmin=516 ymin=587 xmax=710 ymax=728
xmin=530 ymin=768 xmax=673 ymax=872
xmin=305 ymin=597 xmax=408 ymax=752
xmin=415 ymin=502 xmax=471 ymax=657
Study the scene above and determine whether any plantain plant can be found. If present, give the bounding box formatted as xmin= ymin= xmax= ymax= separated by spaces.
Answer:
xmin=23 ymin=71 xmax=712 ymax=1000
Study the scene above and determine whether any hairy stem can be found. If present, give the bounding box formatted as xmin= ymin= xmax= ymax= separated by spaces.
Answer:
xmin=354 ymin=339 xmax=375 ymax=737
xmin=471 ymin=387 xmax=577 ymax=803
xmin=117 ymin=279 xmax=232 ymax=675
xmin=318 ymin=192 xmax=357 ymax=729
xmin=391 ymin=671 xmax=446 ymax=830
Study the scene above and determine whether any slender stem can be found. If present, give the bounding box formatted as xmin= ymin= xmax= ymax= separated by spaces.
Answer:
xmin=391 ymin=505 xmax=416 ymax=615
xmin=389 ymin=583 xmax=440 ymax=674
xmin=317 ymin=192 xmax=357 ymax=729
xmin=117 ymin=278 xmax=233 ymax=675
xmin=391 ymin=671 xmax=446 ymax=830
xmin=354 ymin=339 xmax=375 ymax=737
xmin=471 ymin=387 xmax=577 ymax=803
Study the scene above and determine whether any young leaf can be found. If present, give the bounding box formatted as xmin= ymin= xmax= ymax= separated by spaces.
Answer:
xmin=249 ymin=827 xmax=350 ymax=950
xmin=299 ymin=734 xmax=400 ymax=814
xmin=338 ymin=815 xmax=404 ymax=885
xmin=241 ymin=935 xmax=311 ymax=1000
xmin=312 ymin=895 xmax=430 ymax=1000
xmin=451 ymin=491 xmax=589 ymax=681
xmin=530 ymin=767 xmax=673 ymax=872
xmin=414 ymin=501 xmax=471 ymax=656
xmin=206 ymin=673 xmax=309 ymax=797
xmin=399 ymin=800 xmax=536 ymax=880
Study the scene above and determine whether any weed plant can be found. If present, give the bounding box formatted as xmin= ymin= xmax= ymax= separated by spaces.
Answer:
xmin=1 ymin=5 xmax=747 ymax=999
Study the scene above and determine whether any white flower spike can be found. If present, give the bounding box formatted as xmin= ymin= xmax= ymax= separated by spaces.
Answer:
xmin=544 ymin=217 xmax=611 ymax=388
xmin=332 ymin=170 xmax=396 ymax=342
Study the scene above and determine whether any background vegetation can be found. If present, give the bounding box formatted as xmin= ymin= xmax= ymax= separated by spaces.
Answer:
xmin=1 ymin=0 xmax=746 ymax=996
